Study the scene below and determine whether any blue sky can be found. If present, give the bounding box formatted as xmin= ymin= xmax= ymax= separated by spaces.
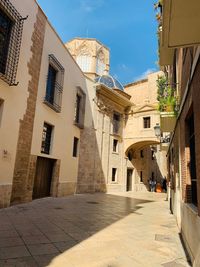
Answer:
xmin=37 ymin=0 xmax=158 ymax=85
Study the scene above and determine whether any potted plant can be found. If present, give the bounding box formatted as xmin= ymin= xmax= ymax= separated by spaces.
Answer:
xmin=156 ymin=75 xmax=178 ymax=114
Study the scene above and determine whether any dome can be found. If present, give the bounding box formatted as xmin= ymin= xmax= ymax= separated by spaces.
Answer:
xmin=95 ymin=74 xmax=124 ymax=91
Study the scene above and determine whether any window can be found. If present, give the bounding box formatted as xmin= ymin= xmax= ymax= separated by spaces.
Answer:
xmin=0 ymin=1 xmax=24 ymax=85
xmin=112 ymin=168 xmax=117 ymax=182
xmin=113 ymin=113 xmax=121 ymax=134
xmin=75 ymin=94 xmax=81 ymax=123
xmin=73 ymin=137 xmax=79 ymax=157
xmin=77 ymin=55 xmax=91 ymax=72
xmin=113 ymin=139 xmax=118 ymax=153
xmin=140 ymin=171 xmax=143 ymax=182
xmin=0 ymin=8 xmax=12 ymax=75
xmin=96 ymin=51 xmax=105 ymax=75
xmin=140 ymin=150 xmax=144 ymax=158
xmin=44 ymin=54 xmax=64 ymax=113
xmin=143 ymin=117 xmax=151 ymax=128
xmin=96 ymin=58 xmax=105 ymax=75
xmin=41 ymin=123 xmax=53 ymax=154
xmin=187 ymin=113 xmax=197 ymax=206
xmin=0 ymin=98 xmax=4 ymax=126
xmin=74 ymin=87 xmax=86 ymax=128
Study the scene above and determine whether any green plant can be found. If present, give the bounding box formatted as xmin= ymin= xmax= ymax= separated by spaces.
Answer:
xmin=156 ymin=75 xmax=178 ymax=115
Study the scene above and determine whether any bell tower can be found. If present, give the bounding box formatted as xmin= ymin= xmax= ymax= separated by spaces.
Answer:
xmin=66 ymin=38 xmax=110 ymax=80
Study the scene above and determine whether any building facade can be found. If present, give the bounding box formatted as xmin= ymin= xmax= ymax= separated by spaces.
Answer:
xmin=158 ymin=1 xmax=200 ymax=265
xmin=0 ymin=0 xmax=87 ymax=207
xmin=0 ymin=0 xmax=167 ymax=211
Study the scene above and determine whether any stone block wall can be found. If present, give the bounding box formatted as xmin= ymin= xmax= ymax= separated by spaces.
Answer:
xmin=11 ymin=7 xmax=46 ymax=205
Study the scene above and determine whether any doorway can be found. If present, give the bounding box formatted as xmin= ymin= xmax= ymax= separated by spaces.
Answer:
xmin=33 ymin=157 xmax=55 ymax=199
xmin=127 ymin=169 xmax=133 ymax=191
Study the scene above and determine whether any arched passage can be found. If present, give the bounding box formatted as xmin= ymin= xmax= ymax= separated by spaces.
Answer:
xmin=125 ymin=140 xmax=166 ymax=192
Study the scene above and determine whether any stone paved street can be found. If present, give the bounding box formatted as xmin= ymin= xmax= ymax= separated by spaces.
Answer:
xmin=0 ymin=192 xmax=191 ymax=267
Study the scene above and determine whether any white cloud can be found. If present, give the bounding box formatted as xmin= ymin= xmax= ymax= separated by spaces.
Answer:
xmin=81 ymin=0 xmax=104 ymax=12
xmin=133 ymin=68 xmax=156 ymax=81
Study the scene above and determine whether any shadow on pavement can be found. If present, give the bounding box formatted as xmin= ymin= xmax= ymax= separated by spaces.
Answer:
xmin=0 ymin=193 xmax=152 ymax=266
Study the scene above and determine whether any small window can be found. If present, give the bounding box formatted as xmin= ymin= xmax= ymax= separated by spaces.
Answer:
xmin=74 ymin=87 xmax=86 ymax=128
xmin=41 ymin=123 xmax=53 ymax=154
xmin=140 ymin=150 xmax=144 ymax=158
xmin=152 ymin=172 xmax=155 ymax=179
xmin=75 ymin=94 xmax=81 ymax=124
xmin=44 ymin=55 xmax=64 ymax=113
xmin=73 ymin=137 xmax=79 ymax=157
xmin=143 ymin=117 xmax=151 ymax=128
xmin=0 ymin=98 xmax=4 ymax=126
xmin=112 ymin=168 xmax=117 ymax=182
xmin=0 ymin=1 xmax=24 ymax=85
xmin=113 ymin=113 xmax=121 ymax=134
xmin=113 ymin=139 xmax=118 ymax=153
xmin=140 ymin=171 xmax=143 ymax=182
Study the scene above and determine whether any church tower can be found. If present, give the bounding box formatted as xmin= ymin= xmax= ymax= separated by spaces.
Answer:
xmin=66 ymin=38 xmax=110 ymax=80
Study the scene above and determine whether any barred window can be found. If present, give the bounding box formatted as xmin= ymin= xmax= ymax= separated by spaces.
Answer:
xmin=0 ymin=0 xmax=24 ymax=85
xmin=44 ymin=54 xmax=64 ymax=113
xmin=41 ymin=123 xmax=53 ymax=154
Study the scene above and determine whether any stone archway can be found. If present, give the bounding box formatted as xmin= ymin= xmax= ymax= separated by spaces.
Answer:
xmin=125 ymin=140 xmax=166 ymax=192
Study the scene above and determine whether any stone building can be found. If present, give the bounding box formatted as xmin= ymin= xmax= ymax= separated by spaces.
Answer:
xmin=0 ymin=0 xmax=167 ymax=209
xmin=158 ymin=1 xmax=200 ymax=265
xmin=67 ymin=38 xmax=167 ymax=193
xmin=0 ymin=0 xmax=87 ymax=207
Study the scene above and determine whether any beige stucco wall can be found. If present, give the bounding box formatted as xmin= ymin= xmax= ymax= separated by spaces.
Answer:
xmin=31 ymin=20 xmax=88 ymax=192
xmin=0 ymin=0 xmax=38 ymax=205
xmin=123 ymin=71 xmax=167 ymax=191
xmin=124 ymin=72 xmax=162 ymax=152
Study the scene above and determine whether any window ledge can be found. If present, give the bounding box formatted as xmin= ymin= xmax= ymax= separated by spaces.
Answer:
xmin=43 ymin=99 xmax=61 ymax=113
xmin=112 ymin=152 xmax=119 ymax=155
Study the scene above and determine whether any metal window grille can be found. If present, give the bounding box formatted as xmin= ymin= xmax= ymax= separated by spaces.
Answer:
xmin=0 ymin=0 xmax=24 ymax=86
xmin=41 ymin=123 xmax=53 ymax=154
xmin=143 ymin=117 xmax=151 ymax=128
xmin=74 ymin=94 xmax=81 ymax=123
xmin=44 ymin=54 xmax=64 ymax=113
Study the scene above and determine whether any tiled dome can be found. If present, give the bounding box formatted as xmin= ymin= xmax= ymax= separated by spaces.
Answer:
xmin=95 ymin=74 xmax=124 ymax=91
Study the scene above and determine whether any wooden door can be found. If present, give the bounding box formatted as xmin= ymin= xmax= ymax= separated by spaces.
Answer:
xmin=127 ymin=169 xmax=133 ymax=191
xmin=33 ymin=157 xmax=55 ymax=199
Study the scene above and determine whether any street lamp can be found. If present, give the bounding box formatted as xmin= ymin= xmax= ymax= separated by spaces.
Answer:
xmin=154 ymin=123 xmax=161 ymax=138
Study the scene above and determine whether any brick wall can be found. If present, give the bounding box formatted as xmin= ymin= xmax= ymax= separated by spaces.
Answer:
xmin=11 ymin=8 xmax=46 ymax=204
xmin=175 ymin=49 xmax=200 ymax=214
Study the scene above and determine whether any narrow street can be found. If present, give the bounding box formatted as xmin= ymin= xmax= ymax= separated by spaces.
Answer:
xmin=0 ymin=192 xmax=190 ymax=267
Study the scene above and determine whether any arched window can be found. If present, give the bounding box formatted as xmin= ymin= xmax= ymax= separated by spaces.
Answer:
xmin=96 ymin=51 xmax=105 ymax=75
xmin=77 ymin=54 xmax=91 ymax=72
